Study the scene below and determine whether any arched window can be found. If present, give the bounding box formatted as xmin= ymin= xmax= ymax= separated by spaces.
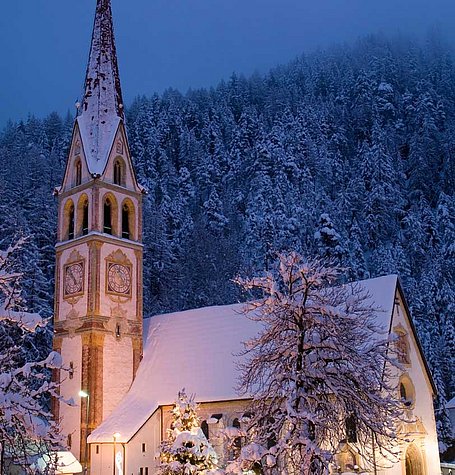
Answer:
xmin=114 ymin=159 xmax=123 ymax=186
xmin=76 ymin=195 xmax=89 ymax=237
xmin=103 ymin=194 xmax=118 ymax=236
xmin=121 ymin=199 xmax=136 ymax=241
xmin=346 ymin=415 xmax=357 ymax=443
xmin=75 ymin=159 xmax=82 ymax=187
xmin=122 ymin=204 xmax=130 ymax=239
xmin=405 ymin=444 xmax=424 ymax=475
xmin=104 ymin=199 xmax=112 ymax=234
xmin=82 ymin=200 xmax=89 ymax=235
xmin=68 ymin=204 xmax=75 ymax=240
xmin=342 ymin=450 xmax=357 ymax=472
xmin=399 ymin=375 xmax=416 ymax=408
xmin=63 ymin=200 xmax=75 ymax=241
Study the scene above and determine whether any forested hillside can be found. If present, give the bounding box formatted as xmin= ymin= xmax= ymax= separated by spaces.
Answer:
xmin=0 ymin=34 xmax=454 ymax=448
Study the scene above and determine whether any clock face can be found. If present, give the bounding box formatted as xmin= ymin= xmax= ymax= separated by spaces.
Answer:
xmin=107 ymin=263 xmax=132 ymax=295
xmin=64 ymin=262 xmax=84 ymax=296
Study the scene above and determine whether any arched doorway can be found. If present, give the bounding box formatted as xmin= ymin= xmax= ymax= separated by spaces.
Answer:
xmin=405 ymin=444 xmax=424 ymax=475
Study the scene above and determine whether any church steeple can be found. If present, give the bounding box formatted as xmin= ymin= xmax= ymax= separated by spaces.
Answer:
xmin=77 ymin=0 xmax=125 ymax=176
xmin=53 ymin=0 xmax=143 ymax=469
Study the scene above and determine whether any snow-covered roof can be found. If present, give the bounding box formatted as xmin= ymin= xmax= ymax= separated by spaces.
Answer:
xmin=77 ymin=0 xmax=124 ymax=176
xmin=89 ymin=275 xmax=402 ymax=444
xmin=447 ymin=397 xmax=455 ymax=410
xmin=34 ymin=451 xmax=82 ymax=474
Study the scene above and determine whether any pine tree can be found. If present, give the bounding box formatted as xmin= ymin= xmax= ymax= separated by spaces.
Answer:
xmin=158 ymin=390 xmax=221 ymax=475
xmin=0 ymin=239 xmax=65 ymax=473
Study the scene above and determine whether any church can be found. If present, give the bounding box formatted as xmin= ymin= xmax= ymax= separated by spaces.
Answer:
xmin=52 ymin=1 xmax=442 ymax=474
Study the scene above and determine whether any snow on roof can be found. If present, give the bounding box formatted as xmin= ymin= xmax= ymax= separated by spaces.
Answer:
xmin=34 ymin=451 xmax=82 ymax=474
xmin=77 ymin=0 xmax=124 ymax=176
xmin=88 ymin=275 xmax=398 ymax=443
xmin=447 ymin=397 xmax=455 ymax=410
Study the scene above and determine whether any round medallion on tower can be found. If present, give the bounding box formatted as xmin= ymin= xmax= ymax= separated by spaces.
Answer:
xmin=63 ymin=251 xmax=86 ymax=299
xmin=105 ymin=249 xmax=133 ymax=298
xmin=108 ymin=263 xmax=131 ymax=295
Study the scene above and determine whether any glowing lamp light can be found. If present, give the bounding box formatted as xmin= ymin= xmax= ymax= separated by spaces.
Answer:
xmin=113 ymin=432 xmax=121 ymax=439
xmin=79 ymin=390 xmax=89 ymax=398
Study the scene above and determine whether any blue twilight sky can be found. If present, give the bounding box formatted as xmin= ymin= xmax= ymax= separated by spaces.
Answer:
xmin=1 ymin=0 xmax=455 ymax=127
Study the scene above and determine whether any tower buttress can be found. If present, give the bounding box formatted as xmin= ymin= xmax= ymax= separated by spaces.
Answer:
xmin=53 ymin=0 xmax=144 ymax=468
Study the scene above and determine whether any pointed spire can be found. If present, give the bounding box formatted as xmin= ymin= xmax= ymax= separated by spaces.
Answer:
xmin=77 ymin=0 xmax=124 ymax=175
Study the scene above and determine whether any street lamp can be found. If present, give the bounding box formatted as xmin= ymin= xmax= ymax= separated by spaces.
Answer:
xmin=79 ymin=390 xmax=90 ymax=474
xmin=113 ymin=433 xmax=121 ymax=475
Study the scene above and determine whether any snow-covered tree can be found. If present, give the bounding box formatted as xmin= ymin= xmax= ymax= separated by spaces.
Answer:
xmin=158 ymin=390 xmax=221 ymax=475
xmin=232 ymin=253 xmax=406 ymax=475
xmin=0 ymin=239 xmax=64 ymax=474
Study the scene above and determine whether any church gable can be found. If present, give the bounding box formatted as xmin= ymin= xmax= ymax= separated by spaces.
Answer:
xmin=60 ymin=123 xmax=91 ymax=193
xmin=101 ymin=122 xmax=141 ymax=193
xmin=391 ymin=287 xmax=437 ymax=398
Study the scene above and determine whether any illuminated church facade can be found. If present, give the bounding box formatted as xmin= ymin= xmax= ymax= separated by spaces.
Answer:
xmin=52 ymin=1 xmax=441 ymax=474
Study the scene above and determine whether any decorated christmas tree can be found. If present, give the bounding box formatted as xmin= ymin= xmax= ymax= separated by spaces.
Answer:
xmin=158 ymin=390 xmax=222 ymax=475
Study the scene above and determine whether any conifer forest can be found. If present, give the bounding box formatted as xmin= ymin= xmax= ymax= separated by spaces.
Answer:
xmin=0 ymin=35 xmax=454 ymax=448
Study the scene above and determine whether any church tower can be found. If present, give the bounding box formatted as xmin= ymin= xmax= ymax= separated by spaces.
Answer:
xmin=52 ymin=0 xmax=144 ymax=467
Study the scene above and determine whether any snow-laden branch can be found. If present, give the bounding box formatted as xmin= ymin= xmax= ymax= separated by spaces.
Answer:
xmin=232 ymin=252 xmax=408 ymax=475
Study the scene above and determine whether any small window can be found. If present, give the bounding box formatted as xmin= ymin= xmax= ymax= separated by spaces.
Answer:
xmin=201 ymin=420 xmax=209 ymax=439
xmin=69 ymin=361 xmax=74 ymax=380
xmin=232 ymin=418 xmax=242 ymax=453
xmin=142 ymin=443 xmax=146 ymax=453
xmin=346 ymin=415 xmax=357 ymax=443
xmin=139 ymin=468 xmax=144 ymax=475
xmin=145 ymin=468 xmax=149 ymax=475
xmin=96 ymin=445 xmax=100 ymax=455
xmin=399 ymin=376 xmax=415 ymax=407
xmin=67 ymin=433 xmax=72 ymax=449
xmin=104 ymin=199 xmax=112 ymax=234
xmin=75 ymin=160 xmax=82 ymax=186
xmin=116 ymin=324 xmax=121 ymax=339
xmin=68 ymin=205 xmax=75 ymax=240
xmin=114 ymin=159 xmax=123 ymax=186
